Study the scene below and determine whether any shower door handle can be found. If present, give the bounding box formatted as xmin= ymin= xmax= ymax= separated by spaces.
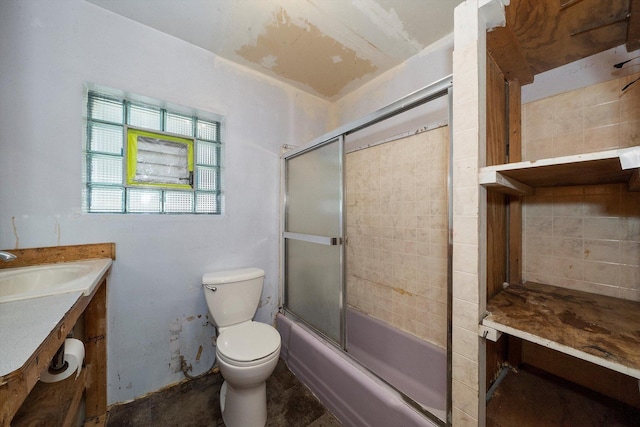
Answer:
xmin=283 ymin=232 xmax=342 ymax=246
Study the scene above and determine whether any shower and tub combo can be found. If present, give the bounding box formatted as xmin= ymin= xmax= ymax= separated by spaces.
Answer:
xmin=279 ymin=75 xmax=454 ymax=427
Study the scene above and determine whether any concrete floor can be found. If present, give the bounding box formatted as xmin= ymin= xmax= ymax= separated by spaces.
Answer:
xmin=106 ymin=359 xmax=341 ymax=427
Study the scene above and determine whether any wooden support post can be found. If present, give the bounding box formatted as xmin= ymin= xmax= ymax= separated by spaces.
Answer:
xmin=627 ymin=0 xmax=640 ymax=52
xmin=84 ymin=278 xmax=108 ymax=424
xmin=507 ymin=79 xmax=522 ymax=285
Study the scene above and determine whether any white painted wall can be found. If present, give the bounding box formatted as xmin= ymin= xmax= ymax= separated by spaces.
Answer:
xmin=332 ymin=33 xmax=454 ymax=128
xmin=329 ymin=34 xmax=453 ymax=154
xmin=522 ymin=45 xmax=639 ymax=103
xmin=0 ymin=0 xmax=330 ymax=404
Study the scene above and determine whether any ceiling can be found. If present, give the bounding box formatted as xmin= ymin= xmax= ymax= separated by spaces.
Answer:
xmin=87 ymin=0 xmax=463 ymax=101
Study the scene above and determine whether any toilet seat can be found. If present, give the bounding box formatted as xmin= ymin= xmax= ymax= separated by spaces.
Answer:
xmin=217 ymin=321 xmax=281 ymax=366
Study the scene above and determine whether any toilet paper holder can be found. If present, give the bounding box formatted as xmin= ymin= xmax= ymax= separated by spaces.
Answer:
xmin=50 ymin=338 xmax=70 ymax=374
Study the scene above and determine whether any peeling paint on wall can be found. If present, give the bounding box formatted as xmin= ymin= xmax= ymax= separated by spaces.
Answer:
xmin=11 ymin=216 xmax=19 ymax=248
xmin=351 ymin=0 xmax=423 ymax=51
xmin=237 ymin=8 xmax=377 ymax=99
xmin=54 ymin=216 xmax=61 ymax=246
xmin=169 ymin=314 xmax=216 ymax=375
xmin=169 ymin=318 xmax=182 ymax=373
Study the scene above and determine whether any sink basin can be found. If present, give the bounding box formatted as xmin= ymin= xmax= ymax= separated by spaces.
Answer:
xmin=0 ymin=258 xmax=112 ymax=303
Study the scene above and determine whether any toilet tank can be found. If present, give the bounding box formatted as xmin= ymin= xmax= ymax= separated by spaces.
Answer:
xmin=202 ymin=268 xmax=265 ymax=328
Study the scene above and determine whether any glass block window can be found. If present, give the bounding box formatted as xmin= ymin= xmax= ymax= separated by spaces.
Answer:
xmin=84 ymin=89 xmax=222 ymax=214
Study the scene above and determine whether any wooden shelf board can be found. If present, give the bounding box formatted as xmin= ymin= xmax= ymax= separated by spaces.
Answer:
xmin=479 ymin=170 xmax=534 ymax=195
xmin=483 ymin=281 xmax=640 ymax=380
xmin=479 ymin=147 xmax=640 ymax=194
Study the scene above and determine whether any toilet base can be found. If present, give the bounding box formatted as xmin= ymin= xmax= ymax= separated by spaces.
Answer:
xmin=220 ymin=380 xmax=268 ymax=427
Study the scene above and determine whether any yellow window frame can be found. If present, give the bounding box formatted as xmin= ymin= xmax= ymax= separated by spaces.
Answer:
xmin=126 ymin=127 xmax=195 ymax=190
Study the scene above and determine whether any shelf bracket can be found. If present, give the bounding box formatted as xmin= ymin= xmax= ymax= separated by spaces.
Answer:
xmin=619 ymin=147 xmax=640 ymax=191
xmin=619 ymin=146 xmax=640 ymax=170
xmin=479 ymin=324 xmax=503 ymax=342
xmin=479 ymin=170 xmax=534 ymax=195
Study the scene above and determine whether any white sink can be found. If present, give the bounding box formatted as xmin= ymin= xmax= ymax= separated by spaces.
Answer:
xmin=0 ymin=258 xmax=112 ymax=303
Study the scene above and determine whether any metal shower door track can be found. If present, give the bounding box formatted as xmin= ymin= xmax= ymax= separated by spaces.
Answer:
xmin=283 ymin=74 xmax=453 ymax=160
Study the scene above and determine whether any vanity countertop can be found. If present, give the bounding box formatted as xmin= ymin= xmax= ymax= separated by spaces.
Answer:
xmin=0 ymin=292 xmax=82 ymax=378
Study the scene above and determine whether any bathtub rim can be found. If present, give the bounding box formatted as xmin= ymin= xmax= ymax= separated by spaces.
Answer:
xmin=279 ymin=309 xmax=447 ymax=427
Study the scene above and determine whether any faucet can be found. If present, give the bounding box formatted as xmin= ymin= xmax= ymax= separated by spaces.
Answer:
xmin=0 ymin=251 xmax=17 ymax=262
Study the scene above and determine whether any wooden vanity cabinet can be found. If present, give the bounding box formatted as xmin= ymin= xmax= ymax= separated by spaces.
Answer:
xmin=0 ymin=243 xmax=114 ymax=426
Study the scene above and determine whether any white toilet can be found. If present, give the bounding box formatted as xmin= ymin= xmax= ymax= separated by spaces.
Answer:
xmin=202 ymin=268 xmax=281 ymax=427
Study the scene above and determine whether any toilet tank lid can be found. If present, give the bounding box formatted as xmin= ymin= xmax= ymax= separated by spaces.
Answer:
xmin=202 ymin=268 xmax=264 ymax=285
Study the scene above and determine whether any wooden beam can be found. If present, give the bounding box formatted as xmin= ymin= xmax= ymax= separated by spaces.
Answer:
xmin=627 ymin=0 xmax=640 ymax=52
xmin=0 ymin=243 xmax=116 ymax=269
xmin=629 ymin=169 xmax=640 ymax=191
xmin=486 ymin=55 xmax=508 ymax=167
xmin=485 ymin=55 xmax=510 ymax=392
xmin=487 ymin=25 xmax=534 ymax=85
xmin=507 ymin=79 xmax=522 ymax=285
xmin=507 ymin=79 xmax=522 ymax=164
xmin=84 ymin=279 xmax=108 ymax=423
xmin=502 ymin=0 xmax=627 ymax=76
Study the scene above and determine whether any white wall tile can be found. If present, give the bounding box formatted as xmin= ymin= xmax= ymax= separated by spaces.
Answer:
xmin=345 ymin=128 xmax=449 ymax=347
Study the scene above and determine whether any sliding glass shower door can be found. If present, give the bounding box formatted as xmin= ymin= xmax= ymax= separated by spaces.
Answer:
xmin=283 ymin=137 xmax=344 ymax=344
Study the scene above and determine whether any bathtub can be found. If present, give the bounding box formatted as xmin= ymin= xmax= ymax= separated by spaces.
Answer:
xmin=276 ymin=309 xmax=447 ymax=427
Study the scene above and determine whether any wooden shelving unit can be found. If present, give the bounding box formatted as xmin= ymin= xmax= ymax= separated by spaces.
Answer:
xmin=479 ymin=147 xmax=640 ymax=195
xmin=480 ymin=106 xmax=640 ymax=424
xmin=480 ymin=146 xmax=640 ymax=384
xmin=481 ymin=0 xmax=640 ymax=425
xmin=482 ymin=282 xmax=640 ymax=380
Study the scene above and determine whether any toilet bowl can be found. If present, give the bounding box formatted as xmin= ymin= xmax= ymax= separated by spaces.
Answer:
xmin=216 ymin=321 xmax=281 ymax=427
xmin=202 ymin=268 xmax=281 ymax=427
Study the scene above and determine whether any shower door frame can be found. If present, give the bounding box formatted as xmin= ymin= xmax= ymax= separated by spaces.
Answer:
xmin=281 ymin=135 xmax=346 ymax=347
xmin=280 ymin=74 xmax=454 ymax=426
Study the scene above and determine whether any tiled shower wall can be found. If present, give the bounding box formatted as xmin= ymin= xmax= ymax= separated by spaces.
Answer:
xmin=522 ymin=72 xmax=640 ymax=160
xmin=345 ymin=126 xmax=449 ymax=349
xmin=522 ymin=73 xmax=640 ymax=301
